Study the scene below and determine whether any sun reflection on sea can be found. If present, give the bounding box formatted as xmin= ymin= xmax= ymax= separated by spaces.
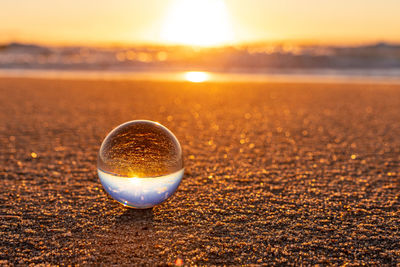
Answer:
xmin=184 ymin=71 xmax=210 ymax=82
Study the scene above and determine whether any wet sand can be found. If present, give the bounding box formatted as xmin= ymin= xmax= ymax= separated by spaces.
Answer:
xmin=0 ymin=78 xmax=399 ymax=265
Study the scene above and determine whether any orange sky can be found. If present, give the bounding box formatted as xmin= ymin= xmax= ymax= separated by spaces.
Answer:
xmin=1 ymin=0 xmax=400 ymax=46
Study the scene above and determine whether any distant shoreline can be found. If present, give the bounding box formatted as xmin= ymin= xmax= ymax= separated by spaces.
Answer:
xmin=1 ymin=68 xmax=400 ymax=84
xmin=2 ymin=42 xmax=400 ymax=74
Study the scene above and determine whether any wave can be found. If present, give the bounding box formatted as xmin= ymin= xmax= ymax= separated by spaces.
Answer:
xmin=1 ymin=42 xmax=400 ymax=73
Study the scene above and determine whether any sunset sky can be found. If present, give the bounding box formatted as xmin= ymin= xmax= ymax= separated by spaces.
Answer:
xmin=1 ymin=0 xmax=400 ymax=46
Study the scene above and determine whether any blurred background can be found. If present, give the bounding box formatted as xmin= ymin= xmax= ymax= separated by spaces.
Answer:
xmin=1 ymin=0 xmax=400 ymax=82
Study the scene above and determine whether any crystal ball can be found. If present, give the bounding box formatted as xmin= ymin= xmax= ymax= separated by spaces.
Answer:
xmin=97 ymin=120 xmax=184 ymax=208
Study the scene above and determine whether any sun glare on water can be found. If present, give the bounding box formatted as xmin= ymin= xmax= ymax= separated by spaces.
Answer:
xmin=161 ymin=0 xmax=234 ymax=47
xmin=184 ymin=71 xmax=209 ymax=82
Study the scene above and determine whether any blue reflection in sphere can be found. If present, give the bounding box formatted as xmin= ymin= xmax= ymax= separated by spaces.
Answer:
xmin=98 ymin=120 xmax=184 ymax=209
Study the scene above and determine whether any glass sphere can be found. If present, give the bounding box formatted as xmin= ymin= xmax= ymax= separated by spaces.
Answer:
xmin=97 ymin=120 xmax=184 ymax=209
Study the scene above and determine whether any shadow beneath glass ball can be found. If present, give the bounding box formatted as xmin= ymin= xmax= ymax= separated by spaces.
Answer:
xmin=115 ymin=207 xmax=154 ymax=224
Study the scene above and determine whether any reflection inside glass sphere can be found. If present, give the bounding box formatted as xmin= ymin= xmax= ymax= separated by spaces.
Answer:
xmin=97 ymin=120 xmax=184 ymax=208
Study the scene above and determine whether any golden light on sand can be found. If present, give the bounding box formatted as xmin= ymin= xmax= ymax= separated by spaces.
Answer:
xmin=184 ymin=71 xmax=209 ymax=82
xmin=161 ymin=0 xmax=234 ymax=46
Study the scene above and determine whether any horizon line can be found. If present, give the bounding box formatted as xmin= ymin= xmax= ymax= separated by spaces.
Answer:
xmin=2 ymin=40 xmax=400 ymax=48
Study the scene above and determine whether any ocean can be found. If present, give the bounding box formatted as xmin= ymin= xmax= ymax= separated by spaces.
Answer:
xmin=1 ymin=42 xmax=400 ymax=83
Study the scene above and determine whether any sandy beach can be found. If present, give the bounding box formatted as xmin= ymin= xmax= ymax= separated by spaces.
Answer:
xmin=0 ymin=77 xmax=399 ymax=265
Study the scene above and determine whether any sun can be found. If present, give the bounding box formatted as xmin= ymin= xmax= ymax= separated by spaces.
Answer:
xmin=161 ymin=0 xmax=234 ymax=47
